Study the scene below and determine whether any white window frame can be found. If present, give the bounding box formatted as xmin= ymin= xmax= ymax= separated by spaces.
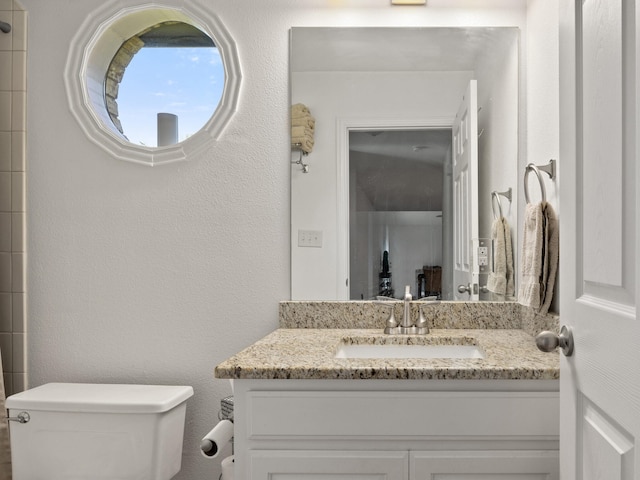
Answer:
xmin=64 ymin=3 xmax=241 ymax=166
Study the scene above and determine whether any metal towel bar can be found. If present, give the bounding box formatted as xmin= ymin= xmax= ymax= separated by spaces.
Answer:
xmin=524 ymin=159 xmax=556 ymax=204
xmin=491 ymin=188 xmax=512 ymax=220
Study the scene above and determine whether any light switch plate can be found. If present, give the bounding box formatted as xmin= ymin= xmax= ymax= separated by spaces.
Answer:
xmin=298 ymin=229 xmax=323 ymax=248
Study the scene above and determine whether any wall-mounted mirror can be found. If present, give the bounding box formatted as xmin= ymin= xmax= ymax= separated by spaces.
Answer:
xmin=290 ymin=27 xmax=519 ymax=301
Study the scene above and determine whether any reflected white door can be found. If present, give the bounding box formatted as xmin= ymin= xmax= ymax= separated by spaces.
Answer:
xmin=452 ymin=80 xmax=479 ymax=301
xmin=559 ymin=0 xmax=640 ymax=478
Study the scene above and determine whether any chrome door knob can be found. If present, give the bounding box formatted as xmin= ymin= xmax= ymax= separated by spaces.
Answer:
xmin=535 ymin=325 xmax=574 ymax=357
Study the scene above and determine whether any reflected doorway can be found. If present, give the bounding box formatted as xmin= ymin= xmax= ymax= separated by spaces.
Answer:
xmin=348 ymin=129 xmax=453 ymax=300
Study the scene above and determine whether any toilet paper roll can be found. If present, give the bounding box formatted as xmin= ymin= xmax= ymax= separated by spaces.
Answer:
xmin=221 ymin=455 xmax=234 ymax=480
xmin=200 ymin=419 xmax=234 ymax=458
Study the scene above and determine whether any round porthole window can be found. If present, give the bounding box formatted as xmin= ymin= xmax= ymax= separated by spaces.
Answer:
xmin=108 ymin=21 xmax=223 ymax=147
xmin=65 ymin=4 xmax=241 ymax=166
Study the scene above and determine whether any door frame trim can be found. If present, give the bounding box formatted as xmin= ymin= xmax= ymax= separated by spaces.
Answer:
xmin=336 ymin=116 xmax=455 ymax=299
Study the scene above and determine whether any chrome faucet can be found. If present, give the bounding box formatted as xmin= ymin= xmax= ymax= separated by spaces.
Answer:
xmin=401 ymin=285 xmax=412 ymax=329
xmin=379 ymin=285 xmax=439 ymax=335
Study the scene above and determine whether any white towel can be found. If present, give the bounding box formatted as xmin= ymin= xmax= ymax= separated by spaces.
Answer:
xmin=291 ymin=123 xmax=314 ymax=153
xmin=291 ymin=125 xmax=313 ymax=139
xmin=518 ymin=201 xmax=559 ymax=313
xmin=291 ymin=104 xmax=315 ymax=153
xmin=518 ymin=202 xmax=545 ymax=310
xmin=504 ymin=217 xmax=515 ymax=296
xmin=540 ymin=202 xmax=559 ymax=314
xmin=291 ymin=135 xmax=314 ymax=153
xmin=292 ymin=114 xmax=315 ymax=129
xmin=291 ymin=103 xmax=310 ymax=117
xmin=487 ymin=216 xmax=514 ymax=297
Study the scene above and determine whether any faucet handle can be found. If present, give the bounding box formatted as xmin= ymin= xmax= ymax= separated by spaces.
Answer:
xmin=415 ymin=301 xmax=441 ymax=334
xmin=415 ymin=305 xmax=429 ymax=334
xmin=376 ymin=301 xmax=399 ymax=334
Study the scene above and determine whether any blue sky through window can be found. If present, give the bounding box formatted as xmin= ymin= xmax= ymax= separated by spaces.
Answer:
xmin=118 ymin=46 xmax=224 ymax=147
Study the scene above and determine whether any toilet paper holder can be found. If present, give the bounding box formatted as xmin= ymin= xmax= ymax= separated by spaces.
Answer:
xmin=218 ymin=396 xmax=233 ymax=422
xmin=200 ymin=396 xmax=234 ymax=458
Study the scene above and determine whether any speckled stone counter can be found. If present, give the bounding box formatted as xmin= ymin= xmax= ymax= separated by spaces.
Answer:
xmin=278 ymin=301 xmax=559 ymax=336
xmin=215 ymin=301 xmax=560 ymax=381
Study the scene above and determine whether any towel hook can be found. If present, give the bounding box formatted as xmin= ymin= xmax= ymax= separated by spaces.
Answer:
xmin=491 ymin=188 xmax=512 ymax=220
xmin=524 ymin=159 xmax=556 ymax=204
xmin=291 ymin=144 xmax=309 ymax=173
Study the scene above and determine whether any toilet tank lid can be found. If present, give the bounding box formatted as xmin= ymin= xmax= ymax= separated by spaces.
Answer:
xmin=6 ymin=383 xmax=194 ymax=414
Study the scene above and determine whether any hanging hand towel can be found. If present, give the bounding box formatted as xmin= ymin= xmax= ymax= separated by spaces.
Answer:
xmin=291 ymin=103 xmax=310 ymax=117
xmin=504 ymin=216 xmax=515 ymax=296
xmin=292 ymin=114 xmax=315 ymax=129
xmin=518 ymin=202 xmax=545 ymax=310
xmin=539 ymin=201 xmax=559 ymax=314
xmin=291 ymin=135 xmax=314 ymax=153
xmin=487 ymin=217 xmax=508 ymax=295
xmin=291 ymin=125 xmax=313 ymax=139
xmin=291 ymin=124 xmax=314 ymax=153
xmin=487 ymin=217 xmax=515 ymax=297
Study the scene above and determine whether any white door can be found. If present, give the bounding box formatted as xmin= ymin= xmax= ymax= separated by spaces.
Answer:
xmin=559 ymin=0 xmax=640 ymax=479
xmin=452 ymin=80 xmax=479 ymax=300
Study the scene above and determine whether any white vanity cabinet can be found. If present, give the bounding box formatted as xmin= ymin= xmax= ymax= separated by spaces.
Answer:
xmin=233 ymin=379 xmax=560 ymax=480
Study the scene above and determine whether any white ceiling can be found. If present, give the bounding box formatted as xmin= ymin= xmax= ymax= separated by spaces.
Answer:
xmin=350 ymin=129 xmax=449 ymax=211
xmin=349 ymin=128 xmax=451 ymax=163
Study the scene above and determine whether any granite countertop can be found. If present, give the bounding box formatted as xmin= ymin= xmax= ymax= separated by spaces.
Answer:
xmin=214 ymin=328 xmax=560 ymax=381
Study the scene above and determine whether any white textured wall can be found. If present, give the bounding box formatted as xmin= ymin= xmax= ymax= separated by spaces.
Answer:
xmin=526 ymin=0 xmax=560 ymax=208
xmin=525 ymin=0 xmax=560 ymax=312
xmin=18 ymin=1 xmax=557 ymax=479
xmin=291 ymin=70 xmax=473 ymax=300
xmin=477 ymin=34 xmax=520 ymax=256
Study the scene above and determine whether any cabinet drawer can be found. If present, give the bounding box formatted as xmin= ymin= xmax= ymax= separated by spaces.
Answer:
xmin=247 ymin=390 xmax=559 ymax=439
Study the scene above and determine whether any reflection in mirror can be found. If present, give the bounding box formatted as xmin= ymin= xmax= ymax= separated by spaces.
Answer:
xmin=290 ymin=27 xmax=519 ymax=301
xmin=349 ymin=129 xmax=450 ymax=300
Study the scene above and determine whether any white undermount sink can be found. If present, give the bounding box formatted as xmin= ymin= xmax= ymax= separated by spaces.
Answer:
xmin=335 ymin=342 xmax=485 ymax=359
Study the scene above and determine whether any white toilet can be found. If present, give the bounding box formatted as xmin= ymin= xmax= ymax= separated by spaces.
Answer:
xmin=6 ymin=382 xmax=194 ymax=480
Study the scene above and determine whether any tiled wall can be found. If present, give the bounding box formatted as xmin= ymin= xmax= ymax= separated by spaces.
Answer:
xmin=0 ymin=0 xmax=26 ymax=397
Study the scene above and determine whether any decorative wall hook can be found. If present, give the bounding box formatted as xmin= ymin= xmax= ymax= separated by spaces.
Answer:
xmin=291 ymin=145 xmax=309 ymax=173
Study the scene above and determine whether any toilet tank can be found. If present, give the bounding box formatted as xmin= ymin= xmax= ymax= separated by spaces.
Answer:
xmin=6 ymin=383 xmax=194 ymax=480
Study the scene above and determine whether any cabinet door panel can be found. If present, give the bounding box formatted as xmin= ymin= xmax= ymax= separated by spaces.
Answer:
xmin=432 ymin=476 xmax=546 ymax=480
xmin=250 ymin=450 xmax=408 ymax=480
xmin=411 ymin=451 xmax=558 ymax=480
